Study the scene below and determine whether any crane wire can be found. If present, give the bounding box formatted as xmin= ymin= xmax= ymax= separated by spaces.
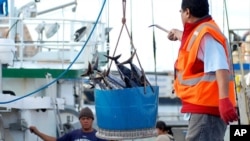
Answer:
xmin=130 ymin=0 xmax=133 ymax=55
xmin=151 ymin=0 xmax=157 ymax=86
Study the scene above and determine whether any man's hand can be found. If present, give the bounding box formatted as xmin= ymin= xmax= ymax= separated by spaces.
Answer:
xmin=219 ymin=97 xmax=238 ymax=124
xmin=29 ymin=126 xmax=39 ymax=134
xmin=167 ymin=29 xmax=183 ymax=41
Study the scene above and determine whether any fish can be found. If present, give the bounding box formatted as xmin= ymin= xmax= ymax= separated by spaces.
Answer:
xmin=102 ymin=69 xmax=126 ymax=88
xmin=90 ymin=73 xmax=109 ymax=90
xmin=91 ymin=75 xmax=108 ymax=90
xmin=94 ymin=71 xmax=122 ymax=89
xmin=104 ymin=54 xmax=138 ymax=87
xmin=81 ymin=62 xmax=94 ymax=77
xmin=118 ymin=51 xmax=154 ymax=93
xmin=118 ymin=51 xmax=151 ymax=87
xmin=81 ymin=55 xmax=100 ymax=77
xmin=91 ymin=53 xmax=99 ymax=71
xmin=82 ymin=80 xmax=95 ymax=89
xmin=82 ymin=53 xmax=150 ymax=90
xmin=118 ymin=51 xmax=142 ymax=86
xmin=81 ymin=55 xmax=105 ymax=89
xmin=81 ymin=57 xmax=126 ymax=88
xmin=104 ymin=54 xmax=130 ymax=78
xmin=81 ymin=55 xmax=125 ymax=89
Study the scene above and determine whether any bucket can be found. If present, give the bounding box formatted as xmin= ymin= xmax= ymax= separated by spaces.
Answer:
xmin=95 ymin=86 xmax=159 ymax=140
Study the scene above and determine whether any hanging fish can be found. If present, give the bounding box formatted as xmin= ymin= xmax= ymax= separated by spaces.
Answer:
xmin=102 ymin=69 xmax=126 ymax=88
xmin=118 ymin=51 xmax=142 ymax=86
xmin=81 ymin=55 xmax=100 ymax=77
xmin=104 ymin=54 xmax=138 ymax=87
xmin=81 ymin=62 xmax=94 ymax=77
xmin=91 ymin=75 xmax=108 ymax=90
xmin=118 ymin=51 xmax=154 ymax=93
xmin=83 ymin=56 xmax=126 ymax=89
xmin=94 ymin=71 xmax=122 ymax=90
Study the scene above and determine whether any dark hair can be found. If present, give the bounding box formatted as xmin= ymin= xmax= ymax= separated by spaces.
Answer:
xmin=156 ymin=120 xmax=173 ymax=136
xmin=181 ymin=0 xmax=209 ymax=18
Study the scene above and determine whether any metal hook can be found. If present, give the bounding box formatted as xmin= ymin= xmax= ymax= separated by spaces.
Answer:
xmin=148 ymin=24 xmax=169 ymax=33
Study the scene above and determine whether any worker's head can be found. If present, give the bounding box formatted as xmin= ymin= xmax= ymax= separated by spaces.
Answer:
xmin=156 ymin=120 xmax=173 ymax=136
xmin=180 ymin=0 xmax=209 ymax=24
xmin=78 ymin=107 xmax=94 ymax=131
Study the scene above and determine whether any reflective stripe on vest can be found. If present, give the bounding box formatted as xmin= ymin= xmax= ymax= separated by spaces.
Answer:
xmin=176 ymin=22 xmax=234 ymax=86
xmin=177 ymin=71 xmax=234 ymax=86
xmin=176 ymin=72 xmax=215 ymax=85
xmin=186 ymin=22 xmax=224 ymax=51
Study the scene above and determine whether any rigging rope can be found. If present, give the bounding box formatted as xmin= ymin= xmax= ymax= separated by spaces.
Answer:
xmin=151 ymin=0 xmax=158 ymax=85
xmin=130 ymin=0 xmax=134 ymax=55
xmin=107 ymin=0 xmax=150 ymax=91
xmin=106 ymin=0 xmax=110 ymax=66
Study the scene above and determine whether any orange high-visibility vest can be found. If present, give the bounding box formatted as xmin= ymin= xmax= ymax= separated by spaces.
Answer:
xmin=174 ymin=20 xmax=236 ymax=107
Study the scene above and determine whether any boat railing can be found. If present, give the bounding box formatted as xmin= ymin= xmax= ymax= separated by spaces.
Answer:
xmin=0 ymin=16 xmax=107 ymax=69
xmin=229 ymin=28 xmax=250 ymax=67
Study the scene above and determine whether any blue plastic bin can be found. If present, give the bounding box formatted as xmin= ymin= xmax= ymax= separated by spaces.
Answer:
xmin=94 ymin=86 xmax=159 ymax=130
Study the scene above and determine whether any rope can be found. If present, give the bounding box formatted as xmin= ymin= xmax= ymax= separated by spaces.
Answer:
xmin=130 ymin=0 xmax=134 ymax=55
xmin=108 ymin=0 xmax=140 ymax=69
xmin=107 ymin=0 xmax=152 ymax=92
xmin=106 ymin=0 xmax=110 ymax=66
xmin=151 ymin=0 xmax=158 ymax=86
xmin=107 ymin=0 xmax=127 ymax=71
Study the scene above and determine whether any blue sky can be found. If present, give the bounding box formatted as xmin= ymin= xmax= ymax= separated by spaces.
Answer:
xmin=15 ymin=0 xmax=250 ymax=72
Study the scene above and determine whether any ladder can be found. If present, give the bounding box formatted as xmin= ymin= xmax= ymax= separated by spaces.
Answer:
xmin=46 ymin=73 xmax=64 ymax=136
